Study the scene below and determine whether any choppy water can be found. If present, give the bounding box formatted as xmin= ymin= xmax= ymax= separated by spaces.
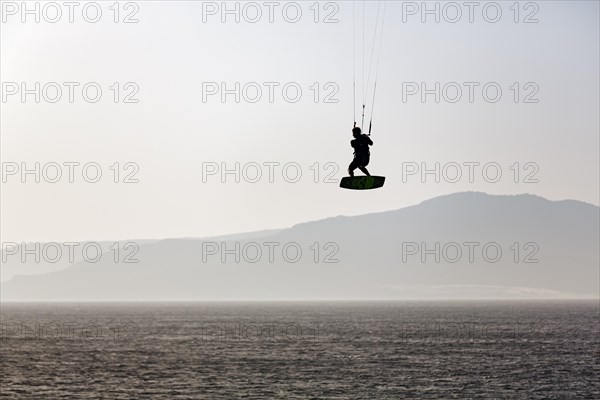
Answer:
xmin=1 ymin=301 xmax=599 ymax=399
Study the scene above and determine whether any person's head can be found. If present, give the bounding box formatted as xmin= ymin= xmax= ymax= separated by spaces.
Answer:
xmin=352 ymin=127 xmax=361 ymax=138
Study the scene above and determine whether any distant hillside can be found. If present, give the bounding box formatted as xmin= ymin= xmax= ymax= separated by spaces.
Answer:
xmin=0 ymin=231 xmax=281 ymax=282
xmin=2 ymin=192 xmax=598 ymax=300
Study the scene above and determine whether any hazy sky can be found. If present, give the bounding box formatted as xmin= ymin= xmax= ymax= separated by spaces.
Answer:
xmin=1 ymin=0 xmax=599 ymax=242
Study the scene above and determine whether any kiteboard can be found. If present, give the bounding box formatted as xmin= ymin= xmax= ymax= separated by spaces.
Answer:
xmin=339 ymin=176 xmax=385 ymax=190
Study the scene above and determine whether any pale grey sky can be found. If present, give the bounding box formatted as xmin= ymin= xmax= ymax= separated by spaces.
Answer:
xmin=1 ymin=1 xmax=598 ymax=242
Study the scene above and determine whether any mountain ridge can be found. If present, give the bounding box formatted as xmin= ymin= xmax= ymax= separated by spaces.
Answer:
xmin=2 ymin=192 xmax=598 ymax=301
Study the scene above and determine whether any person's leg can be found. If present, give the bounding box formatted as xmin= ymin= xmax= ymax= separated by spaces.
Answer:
xmin=358 ymin=153 xmax=370 ymax=176
xmin=348 ymin=158 xmax=359 ymax=177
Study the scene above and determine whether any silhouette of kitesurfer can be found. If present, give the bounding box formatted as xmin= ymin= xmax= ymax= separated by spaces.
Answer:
xmin=348 ymin=126 xmax=373 ymax=177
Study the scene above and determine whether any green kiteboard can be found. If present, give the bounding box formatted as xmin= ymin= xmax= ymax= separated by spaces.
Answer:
xmin=339 ymin=176 xmax=385 ymax=190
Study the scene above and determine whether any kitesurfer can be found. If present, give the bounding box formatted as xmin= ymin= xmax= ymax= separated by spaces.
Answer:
xmin=348 ymin=126 xmax=373 ymax=177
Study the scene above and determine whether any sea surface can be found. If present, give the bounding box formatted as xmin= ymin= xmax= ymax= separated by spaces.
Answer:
xmin=1 ymin=301 xmax=599 ymax=399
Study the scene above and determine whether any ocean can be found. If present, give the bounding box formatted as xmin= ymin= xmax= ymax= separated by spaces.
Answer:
xmin=1 ymin=301 xmax=598 ymax=399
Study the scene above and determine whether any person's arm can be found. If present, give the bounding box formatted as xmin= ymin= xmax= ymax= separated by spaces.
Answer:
xmin=366 ymin=135 xmax=373 ymax=146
